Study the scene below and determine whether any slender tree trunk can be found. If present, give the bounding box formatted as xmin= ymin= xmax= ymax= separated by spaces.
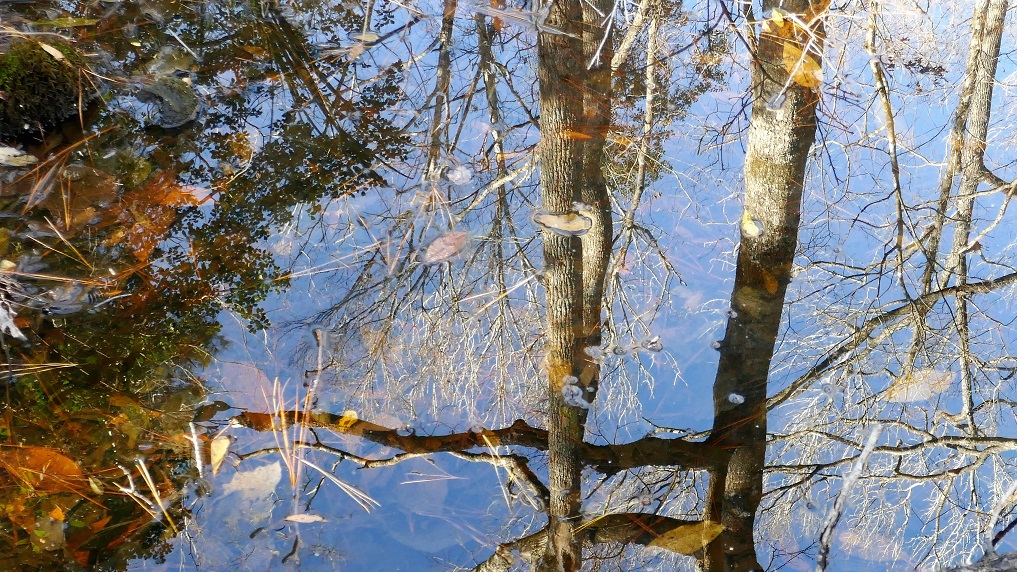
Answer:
xmin=537 ymin=0 xmax=613 ymax=567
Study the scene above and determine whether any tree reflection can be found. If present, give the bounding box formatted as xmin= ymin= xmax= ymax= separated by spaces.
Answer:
xmin=6 ymin=0 xmax=1017 ymax=569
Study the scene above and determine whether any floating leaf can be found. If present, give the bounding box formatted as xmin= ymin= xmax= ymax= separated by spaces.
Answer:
xmin=210 ymin=435 xmax=230 ymax=475
xmin=649 ymin=521 xmax=725 ymax=554
xmin=284 ymin=513 xmax=327 ymax=523
xmin=222 ymin=461 xmax=282 ymax=501
xmin=88 ymin=476 xmax=104 ymax=494
xmin=350 ymin=31 xmax=381 ymax=43
xmin=771 ymin=8 xmax=786 ymax=26
xmin=782 ymin=43 xmax=823 ymax=89
xmin=533 ymin=211 xmax=593 ymax=237
xmin=31 ymin=17 xmax=99 ymax=27
xmin=563 ymin=130 xmax=592 ymax=140
xmin=885 ymin=368 xmax=954 ymax=403
xmin=0 ymin=146 xmax=38 ymax=167
xmin=421 ymin=231 xmax=471 ymax=265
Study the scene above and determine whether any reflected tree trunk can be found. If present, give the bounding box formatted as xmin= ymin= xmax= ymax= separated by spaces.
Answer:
xmin=703 ymin=1 xmax=822 ymax=570
xmin=537 ymin=0 xmax=613 ymax=567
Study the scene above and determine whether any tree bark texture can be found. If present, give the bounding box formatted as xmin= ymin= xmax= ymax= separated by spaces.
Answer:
xmin=537 ymin=0 xmax=613 ymax=567
xmin=704 ymin=1 xmax=822 ymax=570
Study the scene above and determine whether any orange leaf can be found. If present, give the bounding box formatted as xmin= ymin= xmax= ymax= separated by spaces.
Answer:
xmin=563 ymin=130 xmax=593 ymax=140
xmin=0 ymin=446 xmax=87 ymax=493
xmin=761 ymin=270 xmax=779 ymax=295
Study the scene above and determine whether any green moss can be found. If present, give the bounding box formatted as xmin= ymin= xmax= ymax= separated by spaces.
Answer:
xmin=0 ymin=40 xmax=84 ymax=139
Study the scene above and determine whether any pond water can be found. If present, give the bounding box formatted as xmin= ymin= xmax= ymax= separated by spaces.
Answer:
xmin=0 ymin=0 xmax=1015 ymax=570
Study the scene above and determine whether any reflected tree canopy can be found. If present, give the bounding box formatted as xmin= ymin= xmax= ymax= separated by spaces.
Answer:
xmin=1 ymin=0 xmax=1017 ymax=570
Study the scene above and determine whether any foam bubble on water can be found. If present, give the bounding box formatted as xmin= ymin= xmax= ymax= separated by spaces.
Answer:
xmin=728 ymin=393 xmax=745 ymax=405
xmin=727 ymin=309 xmax=739 ymax=319
xmin=533 ymin=210 xmax=592 ymax=237
xmin=640 ymin=494 xmax=652 ymax=506
xmin=561 ymin=384 xmax=591 ymax=409
xmin=710 ymin=340 xmax=723 ymax=350
xmin=638 ymin=337 xmax=663 ymax=353
xmin=610 ymin=345 xmax=629 ymax=356
xmin=446 ymin=165 xmax=472 ymax=186
xmin=583 ymin=345 xmax=605 ymax=358
xmin=396 ymin=424 xmax=416 ymax=437
xmin=563 ymin=375 xmax=578 ymax=385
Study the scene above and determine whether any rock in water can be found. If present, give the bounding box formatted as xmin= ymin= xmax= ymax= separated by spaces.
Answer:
xmin=138 ymin=72 xmax=199 ymax=129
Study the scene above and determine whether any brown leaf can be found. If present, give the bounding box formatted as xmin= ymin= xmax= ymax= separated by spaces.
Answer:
xmin=649 ymin=521 xmax=725 ymax=554
xmin=0 ymin=446 xmax=87 ymax=493
xmin=761 ymin=269 xmax=779 ymax=295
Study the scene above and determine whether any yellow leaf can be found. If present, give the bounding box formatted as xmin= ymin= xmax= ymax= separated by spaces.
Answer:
xmin=49 ymin=507 xmax=65 ymax=521
xmin=210 ymin=435 xmax=230 ymax=475
xmin=650 ymin=521 xmax=725 ymax=554
xmin=338 ymin=410 xmax=359 ymax=430
xmin=771 ymin=8 xmax=785 ymax=26
xmin=782 ymin=42 xmax=823 ymax=89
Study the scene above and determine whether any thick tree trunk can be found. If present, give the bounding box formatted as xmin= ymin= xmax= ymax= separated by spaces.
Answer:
xmin=703 ymin=1 xmax=822 ymax=570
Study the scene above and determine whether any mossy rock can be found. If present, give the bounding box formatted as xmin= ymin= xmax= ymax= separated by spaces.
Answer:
xmin=0 ymin=39 xmax=85 ymax=139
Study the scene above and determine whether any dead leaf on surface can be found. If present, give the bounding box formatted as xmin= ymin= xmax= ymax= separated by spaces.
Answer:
xmin=284 ymin=513 xmax=327 ymax=523
xmin=31 ymin=17 xmax=100 ymax=27
xmin=420 ymin=231 xmax=471 ymax=265
xmin=0 ymin=446 xmax=88 ymax=493
xmin=533 ymin=211 xmax=593 ymax=237
xmin=782 ymin=42 xmax=823 ymax=89
xmin=210 ymin=434 xmax=230 ymax=475
xmin=885 ymin=368 xmax=955 ymax=403
xmin=649 ymin=521 xmax=725 ymax=554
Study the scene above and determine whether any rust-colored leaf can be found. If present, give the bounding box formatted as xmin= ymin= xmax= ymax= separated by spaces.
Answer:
xmin=563 ymin=130 xmax=593 ymax=140
xmin=0 ymin=446 xmax=87 ymax=493
xmin=761 ymin=269 xmax=779 ymax=295
xmin=804 ymin=0 xmax=832 ymax=23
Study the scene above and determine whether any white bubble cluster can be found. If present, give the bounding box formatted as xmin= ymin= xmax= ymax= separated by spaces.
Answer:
xmin=561 ymin=384 xmax=591 ymax=409
xmin=638 ymin=336 xmax=663 ymax=353
xmin=728 ymin=393 xmax=745 ymax=405
xmin=446 ymin=165 xmax=473 ymax=185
